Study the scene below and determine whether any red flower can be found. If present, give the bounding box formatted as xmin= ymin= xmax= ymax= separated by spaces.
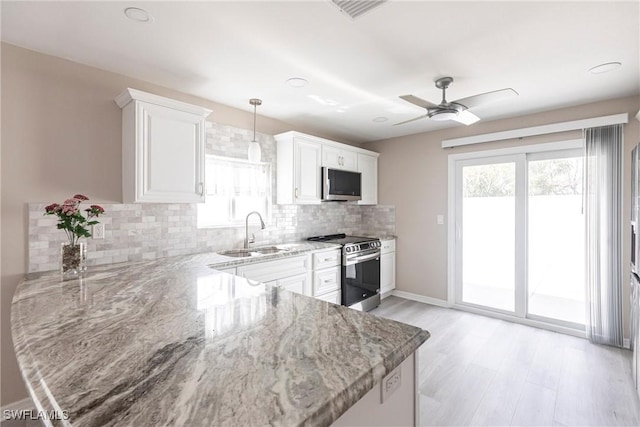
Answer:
xmin=44 ymin=203 xmax=60 ymax=213
xmin=90 ymin=205 xmax=105 ymax=214
xmin=63 ymin=198 xmax=79 ymax=206
xmin=73 ymin=194 xmax=89 ymax=201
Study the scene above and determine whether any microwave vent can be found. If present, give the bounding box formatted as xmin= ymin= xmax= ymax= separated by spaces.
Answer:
xmin=330 ymin=0 xmax=387 ymax=19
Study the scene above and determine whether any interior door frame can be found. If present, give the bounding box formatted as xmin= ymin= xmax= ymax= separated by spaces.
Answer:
xmin=447 ymin=139 xmax=585 ymax=336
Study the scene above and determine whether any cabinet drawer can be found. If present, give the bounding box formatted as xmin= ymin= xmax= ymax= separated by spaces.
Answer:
xmin=316 ymin=289 xmax=341 ymax=305
xmin=313 ymin=266 xmax=341 ymax=296
xmin=380 ymin=239 xmax=396 ymax=255
xmin=216 ymin=267 xmax=237 ymax=274
xmin=313 ymin=249 xmax=341 ymax=269
xmin=237 ymin=255 xmax=309 ymax=283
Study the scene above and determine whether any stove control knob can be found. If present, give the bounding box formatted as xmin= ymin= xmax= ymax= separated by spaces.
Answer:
xmin=346 ymin=247 xmax=352 ymax=253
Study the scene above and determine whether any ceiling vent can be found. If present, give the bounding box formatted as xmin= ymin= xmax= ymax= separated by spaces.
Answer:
xmin=330 ymin=0 xmax=387 ymax=19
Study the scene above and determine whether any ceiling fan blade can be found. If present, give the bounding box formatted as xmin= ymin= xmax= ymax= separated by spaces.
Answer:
xmin=399 ymin=95 xmax=438 ymax=109
xmin=452 ymin=110 xmax=480 ymax=125
xmin=452 ymin=88 xmax=518 ymax=110
xmin=393 ymin=114 xmax=429 ymax=126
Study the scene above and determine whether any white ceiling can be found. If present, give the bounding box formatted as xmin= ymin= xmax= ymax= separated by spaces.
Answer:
xmin=2 ymin=1 xmax=639 ymax=143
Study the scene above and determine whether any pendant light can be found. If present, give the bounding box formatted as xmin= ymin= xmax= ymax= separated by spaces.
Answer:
xmin=247 ymin=98 xmax=262 ymax=162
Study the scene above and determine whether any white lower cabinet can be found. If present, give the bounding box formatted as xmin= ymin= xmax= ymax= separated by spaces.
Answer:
xmin=315 ymin=289 xmax=341 ymax=304
xmin=229 ymin=249 xmax=342 ymax=301
xmin=312 ymin=249 xmax=341 ymax=304
xmin=277 ymin=273 xmax=309 ymax=295
xmin=236 ymin=255 xmax=312 ymax=296
xmin=380 ymin=238 xmax=396 ymax=296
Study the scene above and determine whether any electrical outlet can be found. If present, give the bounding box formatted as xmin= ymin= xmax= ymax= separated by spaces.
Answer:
xmin=437 ymin=214 xmax=444 ymax=225
xmin=92 ymin=223 xmax=105 ymax=239
xmin=380 ymin=366 xmax=402 ymax=403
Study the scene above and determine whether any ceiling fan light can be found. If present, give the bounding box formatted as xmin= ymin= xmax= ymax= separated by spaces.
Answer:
xmin=429 ymin=109 xmax=459 ymax=121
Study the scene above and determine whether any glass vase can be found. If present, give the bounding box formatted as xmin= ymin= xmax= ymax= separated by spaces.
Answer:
xmin=61 ymin=242 xmax=86 ymax=278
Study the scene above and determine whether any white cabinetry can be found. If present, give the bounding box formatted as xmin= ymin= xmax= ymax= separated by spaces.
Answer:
xmin=380 ymin=238 xmax=396 ymax=297
xmin=358 ymin=153 xmax=378 ymax=205
xmin=312 ymin=249 xmax=341 ymax=304
xmin=322 ymin=145 xmax=358 ymax=171
xmin=115 ymin=88 xmax=212 ymax=203
xmin=236 ymin=255 xmax=311 ymax=296
xmin=275 ymin=131 xmax=379 ymax=205
xmin=276 ymin=134 xmax=322 ymax=204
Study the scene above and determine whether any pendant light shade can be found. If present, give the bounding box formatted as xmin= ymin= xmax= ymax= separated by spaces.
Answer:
xmin=248 ymin=98 xmax=262 ymax=162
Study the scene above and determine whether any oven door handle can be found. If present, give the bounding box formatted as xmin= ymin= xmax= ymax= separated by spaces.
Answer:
xmin=345 ymin=251 xmax=381 ymax=265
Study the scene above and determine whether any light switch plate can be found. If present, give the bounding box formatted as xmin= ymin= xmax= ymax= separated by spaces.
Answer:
xmin=92 ymin=223 xmax=105 ymax=239
xmin=437 ymin=215 xmax=444 ymax=225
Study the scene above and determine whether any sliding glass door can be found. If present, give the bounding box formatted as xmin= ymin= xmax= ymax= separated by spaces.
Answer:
xmin=452 ymin=144 xmax=584 ymax=328
xmin=527 ymin=151 xmax=584 ymax=326
xmin=457 ymin=156 xmax=520 ymax=313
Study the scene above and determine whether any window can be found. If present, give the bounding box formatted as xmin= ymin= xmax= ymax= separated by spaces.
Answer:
xmin=197 ymin=155 xmax=272 ymax=228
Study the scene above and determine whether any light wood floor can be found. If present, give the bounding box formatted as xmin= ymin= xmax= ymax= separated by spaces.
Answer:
xmin=371 ymin=296 xmax=640 ymax=427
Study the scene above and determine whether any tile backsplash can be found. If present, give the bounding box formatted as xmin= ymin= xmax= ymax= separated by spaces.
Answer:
xmin=27 ymin=122 xmax=395 ymax=273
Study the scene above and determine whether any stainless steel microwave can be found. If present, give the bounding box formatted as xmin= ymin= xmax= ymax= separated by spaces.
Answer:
xmin=322 ymin=167 xmax=361 ymax=201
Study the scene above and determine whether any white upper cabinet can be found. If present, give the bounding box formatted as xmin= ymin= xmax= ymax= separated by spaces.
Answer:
xmin=115 ymin=88 xmax=212 ymax=203
xmin=358 ymin=153 xmax=378 ymax=205
xmin=322 ymin=145 xmax=358 ymax=171
xmin=275 ymin=131 xmax=379 ymax=205
xmin=277 ymin=134 xmax=322 ymax=204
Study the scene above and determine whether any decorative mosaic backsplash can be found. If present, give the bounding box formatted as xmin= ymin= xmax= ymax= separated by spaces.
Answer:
xmin=28 ymin=122 xmax=395 ymax=273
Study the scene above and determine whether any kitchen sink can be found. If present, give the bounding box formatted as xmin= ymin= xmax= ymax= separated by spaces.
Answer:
xmin=254 ymin=246 xmax=283 ymax=254
xmin=218 ymin=249 xmax=254 ymax=258
xmin=217 ymin=245 xmax=293 ymax=258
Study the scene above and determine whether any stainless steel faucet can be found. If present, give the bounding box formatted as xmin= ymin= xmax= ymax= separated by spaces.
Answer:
xmin=244 ymin=211 xmax=266 ymax=249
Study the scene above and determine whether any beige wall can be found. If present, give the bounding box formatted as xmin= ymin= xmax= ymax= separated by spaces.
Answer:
xmin=0 ymin=43 xmax=359 ymax=405
xmin=368 ymin=95 xmax=640 ymax=335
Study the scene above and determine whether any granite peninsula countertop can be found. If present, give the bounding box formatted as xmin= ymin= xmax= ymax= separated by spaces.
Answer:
xmin=12 ymin=246 xmax=430 ymax=426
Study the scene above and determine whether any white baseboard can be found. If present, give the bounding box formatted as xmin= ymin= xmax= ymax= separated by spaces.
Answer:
xmin=1 ymin=397 xmax=34 ymax=413
xmin=391 ymin=290 xmax=450 ymax=308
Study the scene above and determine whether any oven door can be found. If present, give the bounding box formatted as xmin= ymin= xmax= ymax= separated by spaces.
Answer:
xmin=342 ymin=250 xmax=381 ymax=309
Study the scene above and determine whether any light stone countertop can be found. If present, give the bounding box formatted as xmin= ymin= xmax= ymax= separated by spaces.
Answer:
xmin=12 ymin=244 xmax=429 ymax=426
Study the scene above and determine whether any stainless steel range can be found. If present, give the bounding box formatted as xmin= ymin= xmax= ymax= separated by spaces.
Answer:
xmin=307 ymin=234 xmax=381 ymax=311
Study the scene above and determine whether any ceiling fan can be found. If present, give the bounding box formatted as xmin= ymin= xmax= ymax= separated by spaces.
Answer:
xmin=396 ymin=77 xmax=518 ymax=126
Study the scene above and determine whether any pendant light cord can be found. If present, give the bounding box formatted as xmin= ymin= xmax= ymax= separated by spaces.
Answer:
xmin=253 ymin=103 xmax=257 ymax=142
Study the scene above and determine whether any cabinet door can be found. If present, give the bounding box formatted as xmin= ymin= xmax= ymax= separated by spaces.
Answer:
xmin=137 ymin=101 xmax=205 ymax=203
xmin=380 ymin=252 xmax=396 ymax=294
xmin=322 ymin=145 xmax=342 ymax=169
xmin=341 ymin=150 xmax=358 ymax=171
xmin=322 ymin=146 xmax=358 ymax=171
xmin=294 ymin=138 xmax=322 ymax=204
xmin=278 ymin=273 xmax=310 ymax=296
xmin=358 ymin=153 xmax=378 ymax=205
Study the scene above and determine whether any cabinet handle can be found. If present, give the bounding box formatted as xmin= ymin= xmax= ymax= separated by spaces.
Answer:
xmin=323 ymin=279 xmax=332 ymax=283
xmin=323 ymin=258 xmax=333 ymax=261
xmin=295 ymin=188 xmax=299 ymax=199
xmin=199 ymin=182 xmax=204 ymax=196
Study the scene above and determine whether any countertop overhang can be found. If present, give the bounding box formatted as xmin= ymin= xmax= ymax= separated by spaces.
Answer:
xmin=12 ymin=243 xmax=429 ymax=426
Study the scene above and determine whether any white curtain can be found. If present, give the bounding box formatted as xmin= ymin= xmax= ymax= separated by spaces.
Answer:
xmin=584 ymin=124 xmax=623 ymax=347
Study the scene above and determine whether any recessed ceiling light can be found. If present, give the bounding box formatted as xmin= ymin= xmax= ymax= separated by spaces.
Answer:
xmin=124 ymin=7 xmax=154 ymax=23
xmin=589 ymin=62 xmax=622 ymax=74
xmin=373 ymin=117 xmax=388 ymax=123
xmin=286 ymin=77 xmax=308 ymax=88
